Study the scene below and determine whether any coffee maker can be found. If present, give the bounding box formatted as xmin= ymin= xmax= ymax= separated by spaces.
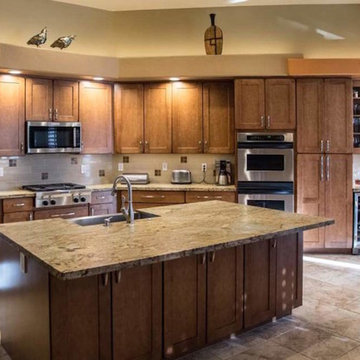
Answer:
xmin=215 ymin=160 xmax=232 ymax=186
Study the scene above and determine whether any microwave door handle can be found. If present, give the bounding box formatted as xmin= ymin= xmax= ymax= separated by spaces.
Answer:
xmin=73 ymin=127 xmax=77 ymax=148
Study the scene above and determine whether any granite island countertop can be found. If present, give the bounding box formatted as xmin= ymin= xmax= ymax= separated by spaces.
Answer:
xmin=0 ymin=201 xmax=333 ymax=280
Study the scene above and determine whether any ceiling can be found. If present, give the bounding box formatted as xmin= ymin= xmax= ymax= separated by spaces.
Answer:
xmin=52 ymin=0 xmax=360 ymax=11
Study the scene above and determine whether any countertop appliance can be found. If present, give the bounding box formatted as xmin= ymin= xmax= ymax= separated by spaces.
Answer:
xmin=171 ymin=170 xmax=192 ymax=184
xmin=215 ymin=160 xmax=232 ymax=186
xmin=120 ymin=173 xmax=150 ymax=185
xmin=237 ymin=132 xmax=294 ymax=212
xmin=22 ymin=183 xmax=91 ymax=209
xmin=26 ymin=121 xmax=81 ymax=154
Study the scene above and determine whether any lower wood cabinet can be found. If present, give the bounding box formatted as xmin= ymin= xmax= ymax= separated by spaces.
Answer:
xmin=90 ymin=190 xmax=117 ymax=216
xmin=3 ymin=211 xmax=33 ymax=223
xmin=186 ymin=191 xmax=236 ymax=203
xmin=34 ymin=205 xmax=88 ymax=220
xmin=2 ymin=197 xmax=34 ymax=223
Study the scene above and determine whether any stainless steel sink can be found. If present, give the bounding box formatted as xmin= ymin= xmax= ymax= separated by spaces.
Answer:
xmin=71 ymin=211 xmax=159 ymax=227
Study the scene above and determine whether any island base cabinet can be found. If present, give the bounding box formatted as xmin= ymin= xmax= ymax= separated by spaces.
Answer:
xmin=163 ymin=255 xmax=206 ymax=359
xmin=112 ymin=264 xmax=162 ymax=360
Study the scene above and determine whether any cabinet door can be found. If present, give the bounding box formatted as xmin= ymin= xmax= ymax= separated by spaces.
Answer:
xmin=297 ymin=154 xmax=325 ymax=249
xmin=112 ymin=264 xmax=162 ymax=360
xmin=26 ymin=78 xmax=53 ymax=121
xmin=89 ymin=203 xmax=116 ymax=216
xmin=297 ymin=79 xmax=324 ymax=153
xmin=3 ymin=212 xmax=33 ymax=223
xmin=172 ymin=82 xmax=203 ymax=153
xmin=203 ymin=82 xmax=234 ymax=154
xmin=0 ymin=76 xmax=25 ymax=156
xmin=244 ymin=239 xmax=276 ymax=329
xmin=53 ymin=80 xmax=79 ymax=122
xmin=80 ymin=81 xmax=113 ymax=154
xmin=324 ymin=79 xmax=352 ymax=154
xmin=114 ymin=83 xmax=144 ymax=154
xmin=144 ymin=83 xmax=172 ymax=153
xmin=324 ymin=154 xmax=352 ymax=249
xmin=276 ymin=233 xmax=303 ymax=318
xmin=234 ymin=79 xmax=265 ymax=130
xmin=207 ymin=247 xmax=243 ymax=343
xmin=164 ymin=255 xmax=206 ymax=358
xmin=265 ymin=79 xmax=296 ymax=130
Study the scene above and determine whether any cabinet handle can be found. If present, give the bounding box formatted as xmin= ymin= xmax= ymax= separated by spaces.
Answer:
xmin=20 ymin=252 xmax=27 ymax=274
xmin=49 ymin=108 xmax=53 ymax=121
xmin=115 ymin=270 xmax=121 ymax=283
xmin=139 ymin=140 xmax=143 ymax=145
xmin=326 ymin=155 xmax=330 ymax=181
xmin=91 ymin=208 xmax=95 ymax=216
xmin=29 ymin=213 xmax=33 ymax=221
xmin=320 ymin=140 xmax=324 ymax=153
xmin=142 ymin=195 xmax=165 ymax=199
xmin=196 ymin=196 xmax=209 ymax=199
xmin=20 ymin=142 xmax=24 ymax=153
xmin=210 ymin=251 xmax=216 ymax=263
xmin=198 ymin=140 xmax=202 ymax=145
xmin=54 ymin=109 xmax=58 ymax=121
xmin=326 ymin=140 xmax=330 ymax=153
xmin=267 ymin=115 xmax=271 ymax=128
xmin=50 ymin=212 xmax=75 ymax=218
xmin=200 ymin=253 xmax=206 ymax=265
xmin=102 ymin=273 xmax=109 ymax=287
xmin=272 ymin=239 xmax=277 ymax=248
xmin=97 ymin=196 xmax=106 ymax=200
xmin=320 ymin=155 xmax=324 ymax=182
xmin=261 ymin=116 xmax=265 ymax=127
xmin=14 ymin=203 xmax=25 ymax=207
xmin=145 ymin=141 xmax=149 ymax=146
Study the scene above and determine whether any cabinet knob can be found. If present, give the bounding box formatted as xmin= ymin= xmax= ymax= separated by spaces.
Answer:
xmin=198 ymin=140 xmax=202 ymax=145
xmin=139 ymin=140 xmax=143 ymax=145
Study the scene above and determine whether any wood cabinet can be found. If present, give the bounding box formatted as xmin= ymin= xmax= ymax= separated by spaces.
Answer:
xmin=297 ymin=154 xmax=352 ymax=250
xmin=90 ymin=190 xmax=116 ymax=216
xmin=3 ymin=212 xmax=33 ymax=223
xmin=172 ymin=82 xmax=203 ymax=153
xmin=79 ymin=81 xmax=113 ymax=154
xmin=144 ymin=83 xmax=172 ymax=153
xmin=0 ymin=76 xmax=25 ymax=156
xmin=164 ymin=255 xmax=206 ymax=358
xmin=26 ymin=78 xmax=79 ymax=122
xmin=297 ymin=78 xmax=352 ymax=154
xmin=203 ymin=82 xmax=234 ymax=154
xmin=207 ymin=247 xmax=243 ymax=343
xmin=2 ymin=197 xmax=33 ymax=223
xmin=185 ymin=191 xmax=236 ymax=203
xmin=244 ymin=238 xmax=276 ymax=329
xmin=114 ymin=83 xmax=144 ymax=154
xmin=34 ymin=205 xmax=88 ymax=220
xmin=235 ymin=78 xmax=295 ymax=130
xmin=112 ymin=264 xmax=162 ymax=360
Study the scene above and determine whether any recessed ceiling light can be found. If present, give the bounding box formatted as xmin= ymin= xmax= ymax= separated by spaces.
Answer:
xmin=169 ymin=77 xmax=180 ymax=81
xmin=93 ymin=77 xmax=104 ymax=81
xmin=8 ymin=70 xmax=22 ymax=75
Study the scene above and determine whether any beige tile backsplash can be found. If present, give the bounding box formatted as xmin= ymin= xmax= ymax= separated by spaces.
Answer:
xmin=0 ymin=154 xmax=234 ymax=191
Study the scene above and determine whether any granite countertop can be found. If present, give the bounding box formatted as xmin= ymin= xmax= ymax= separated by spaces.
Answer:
xmin=87 ymin=183 xmax=236 ymax=192
xmin=0 ymin=190 xmax=35 ymax=200
xmin=0 ymin=201 xmax=333 ymax=280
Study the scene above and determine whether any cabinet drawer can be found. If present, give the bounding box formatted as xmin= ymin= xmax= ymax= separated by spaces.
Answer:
xmin=129 ymin=191 xmax=185 ymax=204
xmin=90 ymin=203 xmax=116 ymax=216
xmin=34 ymin=206 xmax=88 ymax=220
xmin=133 ymin=203 xmax=174 ymax=210
xmin=186 ymin=191 xmax=236 ymax=203
xmin=3 ymin=198 xmax=33 ymax=213
xmin=3 ymin=211 xmax=33 ymax=223
xmin=91 ymin=191 xmax=113 ymax=205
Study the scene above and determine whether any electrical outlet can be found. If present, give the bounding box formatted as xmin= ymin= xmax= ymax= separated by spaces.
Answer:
xmin=162 ymin=162 xmax=168 ymax=171
xmin=202 ymin=163 xmax=207 ymax=172
xmin=118 ymin=162 xmax=124 ymax=171
xmin=0 ymin=168 xmax=4 ymax=177
xmin=81 ymin=164 xmax=89 ymax=174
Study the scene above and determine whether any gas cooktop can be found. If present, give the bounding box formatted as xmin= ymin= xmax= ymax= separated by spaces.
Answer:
xmin=22 ymin=183 xmax=86 ymax=192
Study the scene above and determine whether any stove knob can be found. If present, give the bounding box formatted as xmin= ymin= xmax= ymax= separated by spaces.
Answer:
xmin=42 ymin=200 xmax=49 ymax=206
xmin=80 ymin=197 xmax=87 ymax=202
xmin=50 ymin=199 xmax=56 ymax=205
xmin=73 ymin=197 xmax=79 ymax=203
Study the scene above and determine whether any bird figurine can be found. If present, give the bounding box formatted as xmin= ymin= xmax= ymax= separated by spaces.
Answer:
xmin=50 ymin=35 xmax=76 ymax=50
xmin=27 ymin=27 xmax=47 ymax=47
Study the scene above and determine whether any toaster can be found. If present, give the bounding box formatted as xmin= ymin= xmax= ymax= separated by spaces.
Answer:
xmin=171 ymin=170 xmax=192 ymax=184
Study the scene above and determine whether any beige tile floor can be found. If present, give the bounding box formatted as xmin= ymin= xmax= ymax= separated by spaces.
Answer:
xmin=1 ymin=254 xmax=360 ymax=360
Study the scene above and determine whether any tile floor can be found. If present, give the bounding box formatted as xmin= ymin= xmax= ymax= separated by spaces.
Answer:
xmin=1 ymin=255 xmax=360 ymax=360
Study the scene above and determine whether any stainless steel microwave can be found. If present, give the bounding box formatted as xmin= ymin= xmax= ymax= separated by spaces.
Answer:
xmin=26 ymin=121 xmax=81 ymax=154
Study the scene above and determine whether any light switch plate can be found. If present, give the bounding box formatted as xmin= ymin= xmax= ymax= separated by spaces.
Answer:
xmin=162 ymin=162 xmax=168 ymax=171
xmin=0 ymin=168 xmax=3 ymax=177
xmin=118 ymin=162 xmax=124 ymax=171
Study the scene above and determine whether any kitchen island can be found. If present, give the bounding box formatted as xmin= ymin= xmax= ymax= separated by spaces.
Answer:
xmin=0 ymin=201 xmax=333 ymax=360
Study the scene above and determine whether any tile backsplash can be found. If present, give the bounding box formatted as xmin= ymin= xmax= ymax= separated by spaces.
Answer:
xmin=0 ymin=154 xmax=234 ymax=191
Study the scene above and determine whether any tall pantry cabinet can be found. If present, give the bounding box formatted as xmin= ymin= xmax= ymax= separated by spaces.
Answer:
xmin=296 ymin=78 xmax=353 ymax=251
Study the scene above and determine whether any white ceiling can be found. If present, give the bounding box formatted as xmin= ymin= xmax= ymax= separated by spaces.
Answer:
xmin=52 ymin=0 xmax=360 ymax=12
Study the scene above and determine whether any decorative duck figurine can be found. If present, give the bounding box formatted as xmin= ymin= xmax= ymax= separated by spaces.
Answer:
xmin=51 ymin=35 xmax=76 ymax=50
xmin=27 ymin=27 xmax=47 ymax=47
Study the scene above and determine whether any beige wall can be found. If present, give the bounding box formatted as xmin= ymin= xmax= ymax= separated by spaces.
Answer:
xmin=1 ymin=1 xmax=360 ymax=59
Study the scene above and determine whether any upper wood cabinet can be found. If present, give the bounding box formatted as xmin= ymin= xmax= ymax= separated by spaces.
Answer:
xmin=172 ymin=82 xmax=203 ymax=153
xmin=235 ymin=78 xmax=295 ymax=131
xmin=203 ymin=82 xmax=234 ymax=154
xmin=79 ymin=81 xmax=113 ymax=154
xmin=297 ymin=78 xmax=352 ymax=154
xmin=114 ymin=83 xmax=144 ymax=154
xmin=0 ymin=75 xmax=25 ymax=156
xmin=26 ymin=78 xmax=78 ymax=122
xmin=144 ymin=82 xmax=172 ymax=153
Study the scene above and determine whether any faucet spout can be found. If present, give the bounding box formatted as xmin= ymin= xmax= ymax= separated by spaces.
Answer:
xmin=111 ymin=175 xmax=134 ymax=224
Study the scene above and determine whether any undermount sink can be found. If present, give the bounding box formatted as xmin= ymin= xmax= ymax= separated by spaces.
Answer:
xmin=71 ymin=211 xmax=159 ymax=227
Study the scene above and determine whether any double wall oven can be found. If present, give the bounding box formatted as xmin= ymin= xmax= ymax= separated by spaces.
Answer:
xmin=237 ymin=133 xmax=294 ymax=212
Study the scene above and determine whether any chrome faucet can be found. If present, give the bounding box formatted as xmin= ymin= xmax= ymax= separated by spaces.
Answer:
xmin=111 ymin=175 xmax=134 ymax=225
